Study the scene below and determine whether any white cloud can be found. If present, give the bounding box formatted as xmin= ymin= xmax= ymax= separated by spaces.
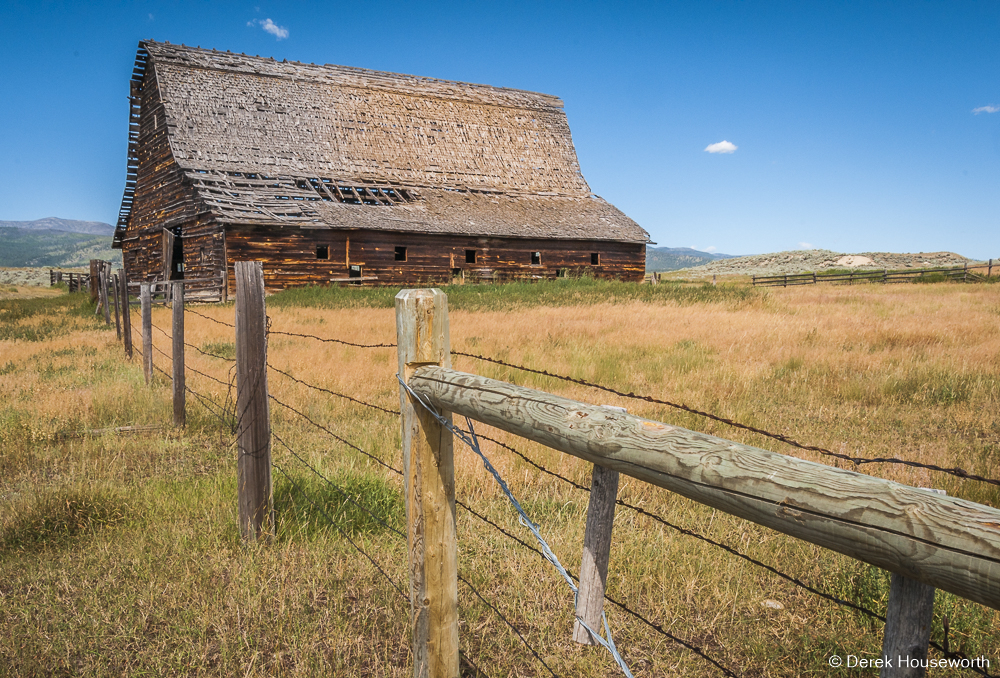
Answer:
xmin=798 ymin=242 xmax=814 ymax=249
xmin=249 ymin=18 xmax=289 ymax=39
xmin=973 ymin=105 xmax=999 ymax=114
xmin=705 ymin=140 xmax=737 ymax=154
xmin=704 ymin=246 xmax=718 ymax=253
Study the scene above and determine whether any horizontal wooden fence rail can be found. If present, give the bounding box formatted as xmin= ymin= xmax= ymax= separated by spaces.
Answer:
xmin=406 ymin=365 xmax=1000 ymax=613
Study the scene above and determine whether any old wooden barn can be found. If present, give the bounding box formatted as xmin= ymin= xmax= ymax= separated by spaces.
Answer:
xmin=113 ymin=41 xmax=650 ymax=295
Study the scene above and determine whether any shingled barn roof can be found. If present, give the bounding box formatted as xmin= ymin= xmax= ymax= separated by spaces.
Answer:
xmin=116 ymin=41 xmax=648 ymax=245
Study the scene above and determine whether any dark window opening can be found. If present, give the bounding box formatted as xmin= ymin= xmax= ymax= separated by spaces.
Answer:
xmin=316 ymin=245 xmax=330 ymax=260
xmin=451 ymin=268 xmax=462 ymax=277
xmin=394 ymin=246 xmax=407 ymax=261
xmin=531 ymin=251 xmax=541 ymax=265
xmin=591 ymin=252 xmax=600 ymax=265
xmin=349 ymin=264 xmax=362 ymax=286
xmin=556 ymin=269 xmax=567 ymax=278
xmin=465 ymin=249 xmax=477 ymax=264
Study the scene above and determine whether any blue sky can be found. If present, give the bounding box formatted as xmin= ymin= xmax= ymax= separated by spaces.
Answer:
xmin=1 ymin=1 xmax=997 ymax=257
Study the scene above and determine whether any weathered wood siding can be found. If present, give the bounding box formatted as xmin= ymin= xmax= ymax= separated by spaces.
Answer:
xmin=122 ymin=62 xmax=223 ymax=285
xmin=224 ymin=226 xmax=644 ymax=292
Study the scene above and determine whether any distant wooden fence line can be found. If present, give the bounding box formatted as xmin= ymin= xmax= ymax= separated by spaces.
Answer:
xmin=752 ymin=260 xmax=995 ymax=287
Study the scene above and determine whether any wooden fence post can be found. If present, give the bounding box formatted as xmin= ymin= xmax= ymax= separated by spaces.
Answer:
xmin=101 ymin=264 xmax=112 ymax=326
xmin=120 ymin=271 xmax=133 ymax=359
xmin=141 ymin=283 xmax=152 ymax=384
xmin=989 ymin=259 xmax=993 ymax=278
xmin=396 ymin=288 xmax=459 ymax=678
xmin=89 ymin=259 xmax=99 ymax=303
xmin=235 ymin=261 xmax=273 ymax=542
xmin=573 ymin=406 xmax=622 ymax=645
xmin=880 ymin=574 xmax=936 ymax=678
xmin=880 ymin=488 xmax=943 ymax=678
xmin=111 ymin=272 xmax=122 ymax=340
xmin=172 ymin=281 xmax=185 ymax=427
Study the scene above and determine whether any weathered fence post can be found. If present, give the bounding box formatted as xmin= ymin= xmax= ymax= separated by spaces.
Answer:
xmin=989 ymin=259 xmax=993 ymax=278
xmin=140 ymin=283 xmax=152 ymax=383
xmin=880 ymin=574 xmax=936 ymax=678
xmin=573 ymin=407 xmax=623 ymax=645
xmin=111 ymin=271 xmax=122 ymax=340
xmin=120 ymin=271 xmax=133 ymax=359
xmin=396 ymin=289 xmax=459 ymax=678
xmin=101 ymin=264 xmax=112 ymax=326
xmin=235 ymin=261 xmax=273 ymax=542
xmin=172 ymin=281 xmax=185 ymax=427
xmin=880 ymin=488 xmax=943 ymax=678
xmin=89 ymin=259 xmax=99 ymax=303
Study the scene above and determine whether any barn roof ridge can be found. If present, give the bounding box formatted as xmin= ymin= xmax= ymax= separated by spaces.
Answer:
xmin=141 ymin=40 xmax=566 ymax=113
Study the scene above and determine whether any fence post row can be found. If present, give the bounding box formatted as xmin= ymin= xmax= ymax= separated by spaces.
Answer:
xmin=140 ymin=283 xmax=153 ymax=384
xmin=234 ymin=261 xmax=274 ymax=542
xmin=172 ymin=281 xmax=185 ymax=427
xmin=396 ymin=289 xmax=460 ymax=678
xmin=120 ymin=271 xmax=133 ymax=359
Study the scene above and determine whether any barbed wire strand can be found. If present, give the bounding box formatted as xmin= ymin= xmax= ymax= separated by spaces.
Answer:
xmin=184 ymin=306 xmax=235 ymax=328
xmin=454 ymin=499 xmax=740 ymax=677
xmin=273 ymin=432 xmax=554 ymax=677
xmin=268 ymin=363 xmax=399 ymax=415
xmin=268 ymin=328 xmax=396 ymax=349
xmin=268 ymin=393 xmax=401 ymax=476
xmin=465 ymin=430 xmax=885 ymax=622
xmin=451 ymin=351 xmax=1000 ymax=487
xmin=272 ymin=462 xmax=408 ymax=600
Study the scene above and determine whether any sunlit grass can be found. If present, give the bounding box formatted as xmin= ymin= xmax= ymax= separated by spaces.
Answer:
xmin=1 ymin=281 xmax=998 ymax=676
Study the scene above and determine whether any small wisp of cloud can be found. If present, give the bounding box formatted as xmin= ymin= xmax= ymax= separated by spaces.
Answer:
xmin=972 ymin=105 xmax=999 ymax=115
xmin=798 ymin=242 xmax=814 ymax=250
xmin=705 ymin=140 xmax=737 ymax=154
xmin=248 ymin=18 xmax=289 ymax=40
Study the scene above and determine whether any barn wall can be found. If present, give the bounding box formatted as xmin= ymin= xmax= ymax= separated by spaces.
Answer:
xmin=223 ymin=225 xmax=645 ymax=292
xmin=122 ymin=62 xmax=219 ymax=285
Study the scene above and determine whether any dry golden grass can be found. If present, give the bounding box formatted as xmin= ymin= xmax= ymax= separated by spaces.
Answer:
xmin=1 ymin=282 xmax=998 ymax=677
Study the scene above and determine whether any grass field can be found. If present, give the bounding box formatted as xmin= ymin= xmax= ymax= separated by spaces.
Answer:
xmin=1 ymin=279 xmax=998 ymax=676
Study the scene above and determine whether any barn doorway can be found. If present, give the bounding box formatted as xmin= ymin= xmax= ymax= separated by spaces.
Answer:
xmin=162 ymin=228 xmax=184 ymax=280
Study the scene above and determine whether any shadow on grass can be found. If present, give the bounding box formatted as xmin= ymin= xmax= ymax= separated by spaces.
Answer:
xmin=0 ymin=488 xmax=134 ymax=553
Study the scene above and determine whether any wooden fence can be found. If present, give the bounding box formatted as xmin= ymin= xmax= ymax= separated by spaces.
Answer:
xmin=390 ymin=288 xmax=1000 ymax=678
xmin=752 ymin=260 xmax=995 ymax=287
xmin=49 ymin=269 xmax=90 ymax=293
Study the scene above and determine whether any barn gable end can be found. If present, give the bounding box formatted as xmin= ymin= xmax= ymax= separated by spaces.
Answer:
xmin=114 ymin=41 xmax=649 ymax=292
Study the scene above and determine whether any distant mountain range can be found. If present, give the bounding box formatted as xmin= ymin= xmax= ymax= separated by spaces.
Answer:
xmin=0 ymin=217 xmax=115 ymax=236
xmin=0 ymin=221 xmax=120 ymax=268
xmin=646 ymin=246 xmax=735 ymax=272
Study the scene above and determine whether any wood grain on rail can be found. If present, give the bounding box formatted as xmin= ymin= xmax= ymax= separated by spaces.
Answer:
xmin=409 ymin=366 xmax=1000 ymax=611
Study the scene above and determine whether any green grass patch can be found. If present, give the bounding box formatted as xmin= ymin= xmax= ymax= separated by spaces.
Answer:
xmin=0 ymin=292 xmax=105 ymax=341
xmin=200 ymin=341 xmax=236 ymax=361
xmin=274 ymin=469 xmax=404 ymax=538
xmin=268 ymin=277 xmax=761 ymax=312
